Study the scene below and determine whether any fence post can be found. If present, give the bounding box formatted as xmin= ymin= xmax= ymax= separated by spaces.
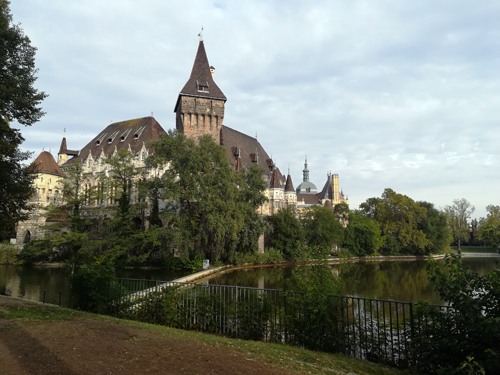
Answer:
xmin=235 ymin=286 xmax=238 ymax=337
xmin=154 ymin=279 xmax=158 ymax=325
xmin=409 ymin=303 xmax=415 ymax=366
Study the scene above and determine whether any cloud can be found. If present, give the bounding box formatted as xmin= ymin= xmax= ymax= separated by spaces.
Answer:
xmin=9 ymin=0 xmax=500 ymax=218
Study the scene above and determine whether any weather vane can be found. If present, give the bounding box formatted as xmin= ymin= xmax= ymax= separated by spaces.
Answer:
xmin=198 ymin=26 xmax=204 ymax=41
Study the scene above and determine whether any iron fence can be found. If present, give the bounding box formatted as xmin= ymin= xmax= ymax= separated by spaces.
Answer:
xmin=71 ymin=277 xmax=449 ymax=369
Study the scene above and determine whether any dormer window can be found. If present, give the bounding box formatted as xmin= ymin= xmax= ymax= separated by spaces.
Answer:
xmin=134 ymin=126 xmax=146 ymax=140
xmin=120 ymin=128 xmax=132 ymax=142
xmin=95 ymin=132 xmax=108 ymax=147
xmin=196 ymin=80 xmax=209 ymax=93
xmin=107 ymin=131 xmax=119 ymax=144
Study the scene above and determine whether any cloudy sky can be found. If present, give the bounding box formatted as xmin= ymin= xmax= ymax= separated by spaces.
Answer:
xmin=10 ymin=1 xmax=500 ymax=218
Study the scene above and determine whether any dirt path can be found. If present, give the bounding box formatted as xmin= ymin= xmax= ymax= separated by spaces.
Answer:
xmin=0 ymin=296 xmax=295 ymax=375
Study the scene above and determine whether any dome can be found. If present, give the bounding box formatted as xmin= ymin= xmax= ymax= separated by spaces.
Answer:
xmin=296 ymin=181 xmax=317 ymax=194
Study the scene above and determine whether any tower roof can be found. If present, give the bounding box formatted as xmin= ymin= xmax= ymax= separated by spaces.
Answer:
xmin=175 ymin=41 xmax=226 ymax=111
xmin=269 ymin=169 xmax=282 ymax=189
xmin=33 ymin=151 xmax=65 ymax=176
xmin=58 ymin=137 xmax=78 ymax=156
xmin=285 ymin=174 xmax=295 ymax=192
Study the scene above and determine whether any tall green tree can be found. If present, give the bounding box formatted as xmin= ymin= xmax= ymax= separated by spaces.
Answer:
xmin=417 ymin=201 xmax=452 ymax=254
xmin=0 ymin=0 xmax=47 ymax=125
xmin=444 ymin=198 xmax=475 ymax=250
xmin=301 ymin=205 xmax=344 ymax=258
xmin=148 ymin=131 xmax=267 ymax=262
xmin=0 ymin=119 xmax=35 ymax=240
xmin=269 ymin=206 xmax=303 ymax=260
xmin=0 ymin=2 xmax=46 ymax=240
xmin=342 ymin=210 xmax=383 ymax=256
xmin=477 ymin=205 xmax=500 ymax=251
xmin=360 ymin=189 xmax=430 ymax=254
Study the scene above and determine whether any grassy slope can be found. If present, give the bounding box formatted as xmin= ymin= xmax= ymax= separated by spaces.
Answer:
xmin=0 ymin=302 xmax=414 ymax=375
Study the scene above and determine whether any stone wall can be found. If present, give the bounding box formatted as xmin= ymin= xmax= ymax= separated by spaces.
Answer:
xmin=176 ymin=96 xmax=225 ymax=143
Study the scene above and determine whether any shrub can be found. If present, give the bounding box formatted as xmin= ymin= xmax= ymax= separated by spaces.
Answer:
xmin=412 ymin=254 xmax=500 ymax=374
xmin=0 ymin=241 xmax=20 ymax=265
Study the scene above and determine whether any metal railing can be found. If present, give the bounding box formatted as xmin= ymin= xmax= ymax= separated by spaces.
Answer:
xmin=71 ymin=277 xmax=450 ymax=369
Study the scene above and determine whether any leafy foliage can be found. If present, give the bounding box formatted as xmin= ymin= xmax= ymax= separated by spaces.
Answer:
xmin=444 ymin=198 xmax=475 ymax=250
xmin=148 ymin=130 xmax=268 ymax=263
xmin=476 ymin=205 xmax=500 ymax=251
xmin=412 ymin=254 xmax=500 ymax=374
xmin=0 ymin=119 xmax=36 ymax=240
xmin=268 ymin=206 xmax=303 ymax=260
xmin=0 ymin=0 xmax=47 ymax=126
xmin=0 ymin=240 xmax=20 ymax=264
xmin=342 ymin=210 xmax=383 ymax=256
xmin=301 ymin=205 xmax=344 ymax=258
xmin=359 ymin=189 xmax=452 ymax=255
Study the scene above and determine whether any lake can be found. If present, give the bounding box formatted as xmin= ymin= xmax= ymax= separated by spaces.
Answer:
xmin=1 ymin=255 xmax=498 ymax=306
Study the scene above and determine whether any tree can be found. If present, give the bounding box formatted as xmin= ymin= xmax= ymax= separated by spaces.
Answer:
xmin=417 ymin=201 xmax=452 ymax=254
xmin=477 ymin=205 xmax=500 ymax=251
xmin=342 ymin=210 xmax=383 ymax=256
xmin=269 ymin=206 xmax=303 ymax=260
xmin=0 ymin=1 xmax=47 ymax=239
xmin=301 ymin=205 xmax=344 ymax=258
xmin=444 ymin=198 xmax=475 ymax=250
xmin=360 ymin=189 xmax=430 ymax=254
xmin=0 ymin=0 xmax=47 ymax=125
xmin=0 ymin=119 xmax=35 ymax=240
xmin=148 ymin=131 xmax=267 ymax=263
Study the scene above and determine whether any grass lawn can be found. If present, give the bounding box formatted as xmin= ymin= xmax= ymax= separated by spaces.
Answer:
xmin=0 ymin=299 xmax=415 ymax=375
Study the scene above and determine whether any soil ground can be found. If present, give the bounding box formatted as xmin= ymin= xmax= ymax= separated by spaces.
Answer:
xmin=0 ymin=295 xmax=409 ymax=375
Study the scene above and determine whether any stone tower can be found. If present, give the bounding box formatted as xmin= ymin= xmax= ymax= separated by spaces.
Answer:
xmin=174 ymin=41 xmax=227 ymax=143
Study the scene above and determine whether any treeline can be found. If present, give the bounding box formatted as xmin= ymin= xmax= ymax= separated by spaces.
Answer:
xmin=268 ymin=188 xmax=451 ymax=258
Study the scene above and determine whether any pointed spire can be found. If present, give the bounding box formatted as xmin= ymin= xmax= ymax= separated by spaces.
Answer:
xmin=285 ymin=174 xmax=295 ymax=192
xmin=58 ymin=137 xmax=67 ymax=155
xmin=303 ymin=155 xmax=309 ymax=182
xmin=269 ymin=170 xmax=281 ymax=189
xmin=177 ymin=41 xmax=226 ymax=103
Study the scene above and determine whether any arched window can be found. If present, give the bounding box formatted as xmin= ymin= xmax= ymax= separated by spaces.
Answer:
xmin=24 ymin=230 xmax=31 ymax=243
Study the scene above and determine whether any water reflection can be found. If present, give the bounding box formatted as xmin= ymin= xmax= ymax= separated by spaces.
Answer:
xmin=0 ymin=265 xmax=192 ymax=306
xmin=204 ymin=257 xmax=500 ymax=304
xmin=1 ymin=257 xmax=498 ymax=306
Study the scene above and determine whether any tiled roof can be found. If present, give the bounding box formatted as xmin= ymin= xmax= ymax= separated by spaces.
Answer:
xmin=220 ymin=126 xmax=271 ymax=172
xmin=63 ymin=117 xmax=165 ymax=165
xmin=175 ymin=41 xmax=226 ymax=111
xmin=33 ymin=151 xmax=65 ymax=176
xmin=297 ymin=193 xmax=320 ymax=205
xmin=284 ymin=174 xmax=295 ymax=192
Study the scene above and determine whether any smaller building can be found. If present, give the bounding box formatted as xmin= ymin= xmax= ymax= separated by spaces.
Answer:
xmin=15 ymin=151 xmax=65 ymax=245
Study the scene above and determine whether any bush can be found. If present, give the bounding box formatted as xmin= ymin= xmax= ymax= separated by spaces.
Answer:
xmin=71 ymin=263 xmax=123 ymax=314
xmin=412 ymin=254 xmax=500 ymax=374
xmin=284 ymin=262 xmax=345 ymax=352
xmin=18 ymin=240 xmax=53 ymax=264
xmin=0 ymin=241 xmax=20 ymax=265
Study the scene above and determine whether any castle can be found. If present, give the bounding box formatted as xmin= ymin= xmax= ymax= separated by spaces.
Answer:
xmin=14 ymin=40 xmax=348 ymax=245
